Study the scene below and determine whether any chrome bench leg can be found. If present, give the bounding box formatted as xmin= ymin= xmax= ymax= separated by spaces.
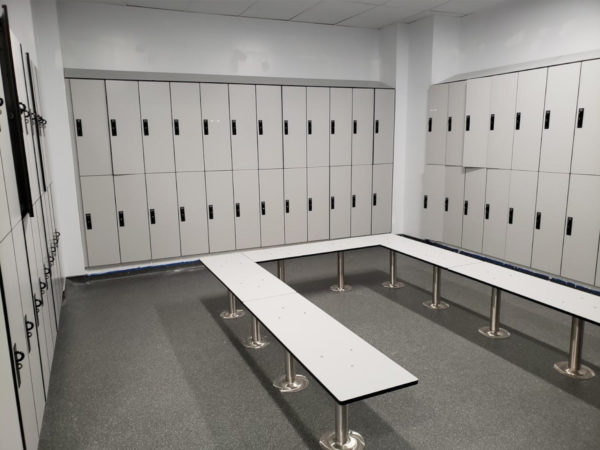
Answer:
xmin=220 ymin=291 xmax=245 ymax=320
xmin=423 ymin=266 xmax=448 ymax=310
xmin=243 ymin=316 xmax=269 ymax=349
xmin=277 ymin=259 xmax=285 ymax=282
xmin=330 ymin=251 xmax=352 ymax=292
xmin=273 ymin=351 xmax=309 ymax=393
xmin=320 ymin=403 xmax=365 ymax=450
xmin=554 ymin=316 xmax=595 ymax=379
xmin=479 ymin=287 xmax=510 ymax=339
xmin=382 ymin=250 xmax=404 ymax=289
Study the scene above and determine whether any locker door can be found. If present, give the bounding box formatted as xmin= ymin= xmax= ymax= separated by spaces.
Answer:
xmin=106 ymin=80 xmax=145 ymax=174
xmin=201 ymin=83 xmax=232 ymax=171
xmin=351 ymin=165 xmax=372 ymax=236
xmin=531 ymin=173 xmax=569 ymax=274
xmin=443 ymin=166 xmax=465 ymax=247
xmin=0 ymin=73 xmax=20 ymax=229
xmin=330 ymin=88 xmax=352 ymax=166
xmin=0 ymin=153 xmax=10 ymax=241
xmin=146 ymin=173 xmax=180 ymax=260
xmin=539 ymin=63 xmax=581 ymax=173
xmin=425 ymin=84 xmax=448 ymax=165
xmin=205 ymin=171 xmax=235 ymax=253
xmin=80 ymin=176 xmax=120 ymax=267
xmin=176 ymin=172 xmax=209 ymax=256
xmin=307 ymin=87 xmax=330 ymax=167
xmin=330 ymin=166 xmax=351 ymax=239
xmin=283 ymin=87 xmax=307 ymax=168
xmin=284 ymin=168 xmax=308 ymax=244
xmin=505 ymin=171 xmax=538 ymax=267
xmin=114 ymin=174 xmax=151 ymax=263
xmin=69 ymin=79 xmax=112 ymax=176
xmin=371 ymin=164 xmax=393 ymax=234
xmin=229 ymin=84 xmax=258 ymax=170
xmin=256 ymin=85 xmax=283 ymax=169
xmin=34 ymin=201 xmax=57 ymax=342
xmin=233 ymin=170 xmax=261 ymax=249
xmin=446 ymin=81 xmax=466 ymax=166
xmin=463 ymin=77 xmax=491 ymax=167
xmin=171 ymin=82 xmax=204 ymax=172
xmin=421 ymin=165 xmax=445 ymax=241
xmin=307 ymin=166 xmax=329 ymax=241
xmin=259 ymin=169 xmax=285 ymax=246
xmin=462 ymin=168 xmax=487 ymax=252
xmin=373 ymin=89 xmax=395 ymax=165
xmin=561 ymin=175 xmax=600 ymax=284
xmin=486 ymin=74 xmax=517 ymax=169
xmin=596 ymin=251 xmax=600 ymax=287
xmin=572 ymin=60 xmax=600 ymax=175
xmin=482 ymin=169 xmax=510 ymax=259
xmin=352 ymin=88 xmax=374 ymax=165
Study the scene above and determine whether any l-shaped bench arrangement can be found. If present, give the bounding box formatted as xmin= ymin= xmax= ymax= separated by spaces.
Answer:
xmin=200 ymin=233 xmax=600 ymax=450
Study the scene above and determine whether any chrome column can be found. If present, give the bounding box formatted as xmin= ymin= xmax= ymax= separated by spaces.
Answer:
xmin=220 ymin=291 xmax=245 ymax=319
xmin=330 ymin=252 xmax=352 ymax=292
xmin=319 ymin=403 xmax=365 ymax=450
xmin=554 ymin=317 xmax=595 ymax=379
xmin=382 ymin=250 xmax=404 ymax=289
xmin=243 ymin=316 xmax=269 ymax=349
xmin=273 ymin=351 xmax=309 ymax=393
xmin=478 ymin=287 xmax=510 ymax=339
xmin=423 ymin=266 xmax=449 ymax=310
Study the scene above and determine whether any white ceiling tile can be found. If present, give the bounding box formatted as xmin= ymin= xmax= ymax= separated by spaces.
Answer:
xmin=241 ymin=0 xmax=320 ymax=20
xmin=433 ymin=0 xmax=509 ymax=15
xmin=384 ymin=0 xmax=448 ymax=9
xmin=339 ymin=5 xmax=421 ymax=28
xmin=292 ymin=0 xmax=375 ymax=25
xmin=185 ymin=0 xmax=256 ymax=15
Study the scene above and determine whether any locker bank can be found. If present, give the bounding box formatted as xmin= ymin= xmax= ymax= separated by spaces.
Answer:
xmin=1 ymin=1 xmax=599 ymax=449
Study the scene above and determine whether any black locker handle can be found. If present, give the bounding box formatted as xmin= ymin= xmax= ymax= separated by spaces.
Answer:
xmin=464 ymin=200 xmax=469 ymax=215
xmin=352 ymin=195 xmax=356 ymax=208
xmin=261 ymin=201 xmax=266 ymax=215
xmin=143 ymin=119 xmax=149 ymax=136
xmin=444 ymin=197 xmax=449 ymax=212
xmin=111 ymin=119 xmax=117 ymax=136
xmin=13 ymin=344 xmax=25 ymax=388
xmin=231 ymin=120 xmax=237 ymax=135
xmin=353 ymin=120 xmax=357 ymax=134
xmin=544 ymin=110 xmax=551 ymax=129
xmin=203 ymin=119 xmax=209 ymax=135
xmin=258 ymin=120 xmax=263 ymax=135
xmin=174 ymin=119 xmax=180 ymax=135
xmin=465 ymin=115 xmax=471 ymax=131
xmin=330 ymin=120 xmax=335 ymax=135
xmin=208 ymin=205 xmax=214 ymax=220
xmin=375 ymin=119 xmax=379 ymax=134
xmin=308 ymin=198 xmax=313 ymax=211
xmin=285 ymin=200 xmax=290 ymax=213
xmin=490 ymin=114 xmax=495 ymax=131
xmin=428 ymin=117 xmax=432 ymax=132
xmin=485 ymin=204 xmax=490 ymax=220
xmin=235 ymin=203 xmax=240 ymax=218
xmin=85 ymin=213 xmax=92 ymax=230
xmin=180 ymin=207 xmax=186 ymax=222
xmin=448 ymin=116 xmax=452 ymax=132
xmin=330 ymin=196 xmax=335 ymax=210
xmin=308 ymin=120 xmax=312 ymax=135
xmin=577 ymin=108 xmax=584 ymax=128
xmin=118 ymin=211 xmax=124 ymax=227
xmin=515 ymin=112 xmax=521 ymax=130
xmin=373 ymin=193 xmax=377 ymax=206
xmin=25 ymin=316 xmax=34 ymax=353
xmin=423 ymin=195 xmax=428 ymax=209
xmin=566 ymin=217 xmax=573 ymax=236
xmin=284 ymin=120 xmax=288 ymax=135
xmin=150 ymin=209 xmax=156 ymax=224
xmin=76 ymin=119 xmax=83 ymax=136
xmin=508 ymin=207 xmax=514 ymax=224
xmin=536 ymin=212 xmax=541 ymax=230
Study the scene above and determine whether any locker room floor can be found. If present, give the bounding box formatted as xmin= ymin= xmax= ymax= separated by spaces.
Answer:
xmin=39 ymin=247 xmax=600 ymax=449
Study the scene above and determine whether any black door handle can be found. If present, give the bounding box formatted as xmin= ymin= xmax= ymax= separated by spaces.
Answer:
xmin=485 ymin=204 xmax=490 ymax=220
xmin=231 ymin=119 xmax=237 ymax=135
xmin=536 ymin=212 xmax=541 ymax=230
xmin=180 ymin=207 xmax=186 ymax=222
xmin=423 ymin=195 xmax=428 ymax=209
xmin=566 ymin=217 xmax=573 ymax=235
xmin=285 ymin=200 xmax=290 ymax=213
xmin=235 ymin=203 xmax=240 ymax=218
xmin=464 ymin=200 xmax=469 ymax=215
xmin=110 ymin=119 xmax=117 ymax=136
xmin=330 ymin=196 xmax=335 ymax=210
xmin=118 ymin=211 xmax=124 ymax=227
xmin=308 ymin=198 xmax=312 ymax=211
xmin=308 ymin=120 xmax=312 ymax=135
xmin=444 ymin=197 xmax=449 ymax=212
xmin=515 ymin=112 xmax=521 ymax=130
xmin=203 ymin=119 xmax=209 ymax=135
xmin=508 ymin=207 xmax=514 ymax=224
xmin=284 ymin=120 xmax=288 ymax=135
xmin=174 ymin=119 xmax=180 ymax=135
xmin=428 ymin=117 xmax=432 ymax=132
xmin=85 ymin=213 xmax=92 ymax=230
xmin=373 ymin=193 xmax=377 ymax=206
xmin=465 ymin=115 xmax=470 ymax=131
xmin=353 ymin=120 xmax=357 ymax=134
xmin=149 ymin=209 xmax=156 ymax=224
xmin=208 ymin=205 xmax=214 ymax=220
xmin=261 ymin=201 xmax=266 ymax=215
xmin=577 ymin=108 xmax=584 ymax=128
xmin=13 ymin=344 xmax=25 ymax=387
xmin=330 ymin=120 xmax=335 ymax=135
xmin=258 ymin=120 xmax=263 ymax=135
xmin=544 ymin=110 xmax=551 ymax=129
xmin=352 ymin=195 xmax=356 ymax=208
xmin=143 ymin=119 xmax=149 ymax=136
xmin=375 ymin=119 xmax=379 ymax=134
xmin=447 ymin=116 xmax=452 ymax=132
xmin=25 ymin=316 xmax=34 ymax=353
xmin=76 ymin=119 xmax=83 ymax=136
xmin=490 ymin=114 xmax=495 ymax=131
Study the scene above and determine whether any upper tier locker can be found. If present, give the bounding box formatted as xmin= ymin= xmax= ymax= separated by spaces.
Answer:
xmin=504 ymin=170 xmax=538 ymax=267
xmin=0 ymin=144 xmax=11 ymax=241
xmin=283 ymin=86 xmax=307 ymax=168
xmin=205 ymin=171 xmax=235 ymax=252
xmin=229 ymin=84 xmax=258 ymax=170
xmin=571 ymin=59 xmax=600 ymax=175
xmin=176 ymin=172 xmax=209 ymax=256
xmin=445 ymin=82 xmax=466 ymax=166
xmin=106 ymin=80 xmax=145 ymax=174
xmin=307 ymin=166 xmax=329 ymax=241
xmin=70 ymin=79 xmax=112 ymax=176
xmin=373 ymin=89 xmax=395 ymax=165
xmin=146 ymin=173 xmax=181 ymax=260
xmin=486 ymin=74 xmax=518 ymax=169
xmin=114 ymin=174 xmax=151 ymax=263
xmin=170 ymin=82 xmax=204 ymax=172
xmin=200 ymin=83 xmax=232 ymax=171
xmin=463 ymin=77 xmax=491 ymax=167
xmin=443 ymin=166 xmax=465 ymax=247
xmin=330 ymin=88 xmax=352 ymax=166
xmin=371 ymin=164 xmax=393 ymax=234
xmin=425 ymin=84 xmax=448 ymax=165
xmin=482 ymin=169 xmax=511 ymax=259
xmin=352 ymin=88 xmax=374 ymax=165
xmin=256 ymin=85 xmax=283 ymax=169
xmin=462 ymin=168 xmax=487 ymax=252
xmin=307 ymin=87 xmax=330 ymax=167
xmin=0 ymin=74 xmax=20 ymax=229
xmin=421 ymin=164 xmax=445 ymax=241
xmin=351 ymin=164 xmax=372 ymax=236
xmin=139 ymin=82 xmax=175 ymax=173
xmin=233 ymin=170 xmax=261 ymax=249
xmin=330 ymin=165 xmax=351 ymax=239
xmin=259 ymin=169 xmax=285 ymax=246
xmin=539 ymin=63 xmax=581 ymax=173
xmin=284 ymin=168 xmax=308 ymax=244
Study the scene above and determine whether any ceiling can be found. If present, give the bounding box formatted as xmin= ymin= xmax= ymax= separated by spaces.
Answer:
xmin=62 ymin=0 xmax=516 ymax=29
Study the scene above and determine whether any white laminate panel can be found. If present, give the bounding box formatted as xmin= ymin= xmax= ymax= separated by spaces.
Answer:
xmin=257 ymin=85 xmax=283 ymax=169
xmin=139 ymin=81 xmax=175 ymax=173
xmin=307 ymin=87 xmax=330 ymax=167
xmin=233 ymin=170 xmax=261 ymax=250
xmin=146 ymin=173 xmax=181 ymax=259
xmin=446 ymin=82 xmax=466 ymax=166
xmin=307 ymin=167 xmax=330 ymax=241
xmin=282 ymin=86 xmax=307 ymax=168
xmin=373 ymin=89 xmax=395 ymax=165
xmin=572 ymin=59 xmax=600 ymax=175
xmin=229 ymin=84 xmax=258 ymax=170
xmin=371 ymin=164 xmax=393 ymax=234
xmin=463 ymin=77 xmax=491 ymax=168
xmin=330 ymin=88 xmax=352 ymax=166
xmin=176 ymin=172 xmax=209 ymax=256
xmin=425 ymin=84 xmax=448 ymax=165
xmin=171 ymin=82 xmax=204 ymax=172
xmin=486 ymin=73 xmax=518 ymax=169
xmin=201 ymin=83 xmax=232 ymax=171
xmin=351 ymin=88 xmax=374 ymax=165
xmin=421 ymin=165 xmax=445 ymax=241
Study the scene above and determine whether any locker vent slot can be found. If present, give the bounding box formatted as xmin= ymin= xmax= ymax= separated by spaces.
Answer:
xmin=566 ymin=217 xmax=573 ymax=236
xmin=284 ymin=120 xmax=288 ymax=135
xmin=231 ymin=120 xmax=237 ymax=135
xmin=174 ymin=119 xmax=180 ymax=135
xmin=208 ymin=205 xmax=214 ymax=220
xmin=261 ymin=201 xmax=266 ymax=215
xmin=447 ymin=116 xmax=452 ymax=132
xmin=258 ymin=120 xmax=263 ymax=135
xmin=330 ymin=120 xmax=335 ymax=135
xmin=330 ymin=196 xmax=335 ymax=210
xmin=353 ymin=120 xmax=357 ymax=134
xmin=375 ymin=120 xmax=379 ymax=134
xmin=536 ymin=212 xmax=541 ymax=230
xmin=427 ymin=117 xmax=432 ymax=132
xmin=352 ymin=195 xmax=356 ymax=208
xmin=118 ymin=211 xmax=125 ymax=227
xmin=508 ymin=207 xmax=514 ymax=224
xmin=76 ymin=119 xmax=83 ymax=136
xmin=308 ymin=120 xmax=312 ymax=135
xmin=150 ymin=209 xmax=156 ymax=224
xmin=203 ymin=119 xmax=209 ymax=135
xmin=373 ymin=193 xmax=377 ymax=206
xmin=577 ymin=108 xmax=584 ymax=128
xmin=180 ymin=207 xmax=186 ymax=222
xmin=85 ymin=213 xmax=92 ymax=230
xmin=143 ymin=119 xmax=149 ymax=136
xmin=544 ymin=110 xmax=550 ymax=129
xmin=235 ymin=203 xmax=240 ymax=218
xmin=423 ymin=195 xmax=428 ymax=209
xmin=444 ymin=197 xmax=448 ymax=212
xmin=465 ymin=115 xmax=470 ymax=131
xmin=515 ymin=112 xmax=521 ymax=130
xmin=308 ymin=198 xmax=312 ymax=211
xmin=464 ymin=200 xmax=469 ymax=215
xmin=111 ymin=119 xmax=117 ymax=136
xmin=485 ymin=204 xmax=490 ymax=220
xmin=490 ymin=114 xmax=495 ymax=131
xmin=285 ymin=200 xmax=290 ymax=213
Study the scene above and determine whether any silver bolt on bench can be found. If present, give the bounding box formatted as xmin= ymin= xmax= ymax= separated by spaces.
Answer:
xmin=423 ymin=266 xmax=449 ymax=310
xmin=478 ymin=287 xmax=510 ymax=339
xmin=382 ymin=249 xmax=405 ymax=289
xmin=554 ymin=316 xmax=595 ymax=379
xmin=220 ymin=291 xmax=245 ymax=320
xmin=330 ymin=251 xmax=352 ymax=292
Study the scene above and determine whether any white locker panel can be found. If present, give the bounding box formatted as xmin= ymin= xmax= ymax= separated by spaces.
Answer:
xmin=283 ymin=87 xmax=307 ymax=168
xmin=259 ymin=169 xmax=285 ymax=246
xmin=330 ymin=166 xmax=351 ymax=239
xmin=229 ymin=84 xmax=258 ymax=170
xmin=373 ymin=89 xmax=395 ymax=165
xmin=371 ymin=164 xmax=393 ymax=234
xmin=176 ymin=172 xmax=209 ymax=256
xmin=70 ymin=79 xmax=112 ymax=176
xmin=539 ymin=63 xmax=581 ymax=173
xmin=425 ymin=84 xmax=448 ymax=165
xmin=233 ymin=170 xmax=261 ymax=249
xmin=463 ymin=77 xmax=491 ymax=168
xmin=596 ymin=251 xmax=600 ymax=287
xmin=352 ymin=88 xmax=374 ymax=165
xmin=443 ymin=166 xmax=465 ymax=247
xmin=531 ymin=173 xmax=569 ymax=274
xmin=330 ymin=88 xmax=352 ymax=166
xmin=256 ymin=86 xmax=283 ymax=169
xmin=170 ymin=82 xmax=204 ymax=172
xmin=486 ymin=74 xmax=518 ymax=169
xmin=462 ymin=168 xmax=487 ymax=252
xmin=505 ymin=171 xmax=538 ymax=267
xmin=139 ymin=82 xmax=175 ymax=173
xmin=80 ymin=176 xmax=120 ymax=267
xmin=561 ymin=175 xmax=600 ymax=285
xmin=351 ymin=165 xmax=372 ymax=237
xmin=284 ymin=168 xmax=308 ymax=244
xmin=205 ymin=171 xmax=235 ymax=252
xmin=0 ymin=74 xmax=20 ymax=228
xmin=307 ymin=167 xmax=329 ymax=241
xmin=307 ymin=87 xmax=330 ymax=167
xmin=105 ymin=80 xmax=145 ymax=174
xmin=201 ymin=83 xmax=232 ymax=171
xmin=0 ymin=155 xmax=10 ymax=241
xmin=114 ymin=174 xmax=151 ymax=263
xmin=482 ymin=169 xmax=511 ymax=259
xmin=146 ymin=173 xmax=180 ymax=260
xmin=421 ymin=165 xmax=445 ymax=241
xmin=446 ymin=82 xmax=466 ymax=166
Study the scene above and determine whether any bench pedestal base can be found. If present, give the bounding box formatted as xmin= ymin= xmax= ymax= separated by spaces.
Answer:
xmin=554 ymin=317 xmax=595 ymax=379
xmin=274 ymin=351 xmax=309 ymax=393
xmin=478 ymin=326 xmax=510 ymax=339
xmin=330 ymin=252 xmax=352 ymax=293
xmin=423 ymin=266 xmax=448 ymax=310
xmin=320 ymin=404 xmax=365 ymax=450
xmin=382 ymin=251 xmax=405 ymax=289
xmin=553 ymin=361 xmax=595 ymax=379
xmin=243 ymin=317 xmax=269 ymax=349
xmin=221 ymin=292 xmax=245 ymax=320
xmin=478 ymin=287 xmax=510 ymax=339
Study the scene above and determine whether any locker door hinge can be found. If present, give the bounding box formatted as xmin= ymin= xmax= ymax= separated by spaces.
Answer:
xmin=261 ymin=201 xmax=266 ymax=215
xmin=444 ymin=197 xmax=449 ymax=212
xmin=258 ymin=120 xmax=263 ymax=135
xmin=25 ymin=316 xmax=34 ymax=353
xmin=428 ymin=117 xmax=432 ymax=132
xmin=85 ymin=213 xmax=92 ymax=230
xmin=489 ymin=114 xmax=495 ymax=131
xmin=447 ymin=116 xmax=452 ymax=132
xmin=308 ymin=198 xmax=312 ymax=212
xmin=143 ymin=119 xmax=149 ymax=136
xmin=203 ymin=119 xmax=209 ymax=135
xmin=330 ymin=120 xmax=335 ymax=135
xmin=235 ymin=203 xmax=240 ymax=217
xmin=330 ymin=197 xmax=335 ymax=210
xmin=353 ymin=120 xmax=357 ymax=134
xmin=231 ymin=119 xmax=237 ymax=135
xmin=577 ymin=108 xmax=584 ymax=128
xmin=423 ymin=195 xmax=428 ymax=209
xmin=485 ymin=204 xmax=490 ymax=220
xmin=284 ymin=120 xmax=288 ymax=135
xmin=308 ymin=120 xmax=312 ymax=135
xmin=76 ymin=119 xmax=83 ymax=136
xmin=464 ymin=200 xmax=469 ymax=215
xmin=465 ymin=115 xmax=470 ymax=131
xmin=174 ymin=119 xmax=180 ymax=135
xmin=535 ymin=212 xmax=541 ymax=230
xmin=285 ymin=200 xmax=290 ymax=213
xmin=515 ymin=112 xmax=521 ymax=130
xmin=372 ymin=193 xmax=377 ymax=206
xmin=12 ymin=344 xmax=25 ymax=387
xmin=110 ymin=119 xmax=117 ymax=136
xmin=508 ymin=207 xmax=514 ymax=224
xmin=544 ymin=110 xmax=551 ymax=129
xmin=180 ymin=207 xmax=186 ymax=222
xmin=118 ymin=211 xmax=125 ymax=227
xmin=149 ymin=209 xmax=156 ymax=224
xmin=375 ymin=119 xmax=379 ymax=134
xmin=352 ymin=195 xmax=356 ymax=208
xmin=566 ymin=217 xmax=573 ymax=236
xmin=208 ymin=205 xmax=214 ymax=220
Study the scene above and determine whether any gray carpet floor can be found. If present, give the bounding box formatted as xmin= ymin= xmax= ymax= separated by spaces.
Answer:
xmin=39 ymin=247 xmax=600 ymax=449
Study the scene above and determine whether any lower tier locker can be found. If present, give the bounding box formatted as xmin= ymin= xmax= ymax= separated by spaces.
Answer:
xmin=284 ymin=168 xmax=308 ymax=244
xmin=233 ymin=170 xmax=261 ymax=249
xmin=80 ymin=176 xmax=121 ymax=267
xmin=114 ymin=175 xmax=152 ymax=263
xmin=205 ymin=171 xmax=236 ymax=253
xmin=259 ymin=169 xmax=285 ymax=247
xmin=146 ymin=173 xmax=181 ymax=260
xmin=351 ymin=165 xmax=372 ymax=237
xmin=421 ymin=165 xmax=445 ymax=242
xmin=443 ymin=166 xmax=465 ymax=248
xmin=482 ymin=169 xmax=510 ymax=259
xmin=462 ymin=168 xmax=487 ymax=252
xmin=307 ymin=167 xmax=329 ymax=241
xmin=371 ymin=164 xmax=393 ymax=234
xmin=504 ymin=171 xmax=538 ymax=267
xmin=176 ymin=172 xmax=209 ymax=256
xmin=35 ymin=200 xmax=58 ymax=341
xmin=0 ymin=152 xmax=10 ymax=241
xmin=330 ymin=166 xmax=351 ymax=239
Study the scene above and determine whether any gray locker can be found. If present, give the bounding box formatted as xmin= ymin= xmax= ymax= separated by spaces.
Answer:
xmin=256 ymin=85 xmax=283 ymax=169
xmin=330 ymin=88 xmax=352 ymax=166
xmin=114 ymin=174 xmax=151 ymax=263
xmin=371 ymin=164 xmax=393 ymax=234
xmin=539 ymin=63 xmax=581 ymax=173
xmin=531 ymin=172 xmax=569 ymax=274
xmin=421 ymin=164 xmax=445 ymax=241
xmin=0 ymin=155 xmax=10 ymax=241
xmin=0 ymin=73 xmax=20 ymax=228
xmin=34 ymin=200 xmax=57 ymax=341
xmin=229 ymin=84 xmax=258 ymax=170
xmin=283 ymin=87 xmax=307 ymax=168
xmin=70 ymin=79 xmax=112 ymax=176
xmin=352 ymin=88 xmax=374 ymax=165
xmin=373 ymin=89 xmax=395 ymax=165
xmin=307 ymin=166 xmax=329 ymax=241
xmin=463 ymin=77 xmax=491 ymax=168
xmin=201 ymin=83 xmax=232 ymax=171
xmin=445 ymin=82 xmax=466 ymax=166
xmin=425 ymin=84 xmax=448 ymax=165
xmin=284 ymin=168 xmax=308 ymax=244
xmin=106 ymin=80 xmax=145 ymax=174
xmin=233 ymin=170 xmax=261 ymax=249
xmin=351 ymin=165 xmax=372 ymax=237
xmin=205 ymin=171 xmax=236 ymax=252
xmin=461 ymin=168 xmax=487 ymax=252
xmin=146 ymin=173 xmax=181 ymax=260
xmin=482 ymin=169 xmax=510 ymax=259
xmin=80 ymin=176 xmax=121 ymax=267
xmin=561 ymin=175 xmax=600 ymax=284
xmin=176 ymin=172 xmax=209 ymax=256
xmin=443 ymin=166 xmax=465 ymax=247
xmin=330 ymin=166 xmax=351 ymax=239
xmin=596 ymin=251 xmax=600 ymax=287
xmin=486 ymin=73 xmax=517 ymax=169
xmin=505 ymin=170 xmax=538 ymax=267
xmin=171 ymin=82 xmax=204 ymax=172
xmin=259 ymin=169 xmax=285 ymax=246
xmin=307 ymin=87 xmax=330 ymax=167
